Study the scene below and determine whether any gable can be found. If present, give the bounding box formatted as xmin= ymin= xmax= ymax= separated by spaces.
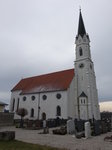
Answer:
xmin=11 ymin=69 xmax=74 ymax=94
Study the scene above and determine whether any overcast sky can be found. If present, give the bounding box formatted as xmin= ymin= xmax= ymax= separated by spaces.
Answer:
xmin=0 ymin=0 xmax=112 ymax=104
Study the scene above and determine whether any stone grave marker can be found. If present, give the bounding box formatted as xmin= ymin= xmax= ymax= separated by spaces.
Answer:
xmin=0 ymin=131 xmax=15 ymax=141
xmin=85 ymin=122 xmax=91 ymax=138
xmin=67 ymin=119 xmax=75 ymax=134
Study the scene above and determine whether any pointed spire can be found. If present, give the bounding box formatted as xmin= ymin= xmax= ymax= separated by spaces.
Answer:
xmin=78 ymin=9 xmax=86 ymax=37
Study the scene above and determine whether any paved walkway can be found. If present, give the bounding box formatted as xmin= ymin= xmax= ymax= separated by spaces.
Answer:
xmin=0 ymin=126 xmax=112 ymax=150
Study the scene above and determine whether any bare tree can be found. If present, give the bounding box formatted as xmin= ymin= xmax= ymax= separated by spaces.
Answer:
xmin=16 ymin=108 xmax=28 ymax=128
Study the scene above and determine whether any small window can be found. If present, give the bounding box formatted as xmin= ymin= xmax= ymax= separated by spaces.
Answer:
xmin=84 ymin=99 xmax=85 ymax=104
xmin=23 ymin=96 xmax=26 ymax=101
xmin=12 ymin=98 xmax=15 ymax=111
xmin=30 ymin=108 xmax=34 ymax=117
xmin=56 ymin=93 xmax=61 ymax=99
xmin=31 ymin=96 xmax=35 ymax=101
xmin=56 ymin=106 xmax=61 ymax=116
xmin=17 ymin=98 xmax=20 ymax=111
xmin=79 ymin=47 xmax=83 ymax=56
xmin=42 ymin=95 xmax=47 ymax=100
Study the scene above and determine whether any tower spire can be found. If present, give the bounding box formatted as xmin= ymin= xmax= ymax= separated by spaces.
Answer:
xmin=78 ymin=10 xmax=86 ymax=37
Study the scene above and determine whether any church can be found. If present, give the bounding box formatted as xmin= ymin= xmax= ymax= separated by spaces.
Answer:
xmin=9 ymin=11 xmax=100 ymax=121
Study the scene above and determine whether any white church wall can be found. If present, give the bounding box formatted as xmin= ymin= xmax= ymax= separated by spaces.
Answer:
xmin=39 ymin=91 xmax=68 ymax=119
xmin=75 ymin=27 xmax=100 ymax=120
xmin=10 ymin=91 xmax=21 ymax=113
xmin=19 ymin=94 xmax=39 ymax=120
xmin=67 ymin=77 xmax=76 ymax=119
xmin=10 ymin=91 xmax=39 ymax=120
xmin=10 ymin=90 xmax=68 ymax=120
xmin=10 ymin=91 xmax=21 ymax=119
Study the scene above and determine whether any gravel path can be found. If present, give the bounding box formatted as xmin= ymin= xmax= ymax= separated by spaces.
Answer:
xmin=1 ymin=126 xmax=112 ymax=150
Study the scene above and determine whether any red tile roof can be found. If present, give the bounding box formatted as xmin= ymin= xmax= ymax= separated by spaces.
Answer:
xmin=11 ymin=69 xmax=74 ymax=94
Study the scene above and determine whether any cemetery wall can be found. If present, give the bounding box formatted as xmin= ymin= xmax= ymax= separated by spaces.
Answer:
xmin=0 ymin=112 xmax=14 ymax=126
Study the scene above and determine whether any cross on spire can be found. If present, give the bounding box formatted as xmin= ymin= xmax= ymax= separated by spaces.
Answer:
xmin=79 ymin=5 xmax=81 ymax=12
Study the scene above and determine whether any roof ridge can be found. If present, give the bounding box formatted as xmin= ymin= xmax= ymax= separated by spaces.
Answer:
xmin=22 ymin=68 xmax=74 ymax=80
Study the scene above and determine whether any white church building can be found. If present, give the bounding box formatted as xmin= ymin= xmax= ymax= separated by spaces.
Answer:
xmin=10 ymin=11 xmax=100 ymax=121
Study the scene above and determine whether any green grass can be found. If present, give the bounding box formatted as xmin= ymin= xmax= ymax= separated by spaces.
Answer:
xmin=0 ymin=140 xmax=66 ymax=150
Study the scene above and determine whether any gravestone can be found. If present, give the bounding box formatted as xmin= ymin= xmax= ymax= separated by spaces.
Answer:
xmin=67 ymin=119 xmax=75 ymax=134
xmin=85 ymin=122 xmax=91 ymax=138
xmin=0 ymin=112 xmax=14 ymax=126
xmin=43 ymin=120 xmax=46 ymax=128
xmin=0 ymin=131 xmax=15 ymax=141
xmin=75 ymin=120 xmax=84 ymax=132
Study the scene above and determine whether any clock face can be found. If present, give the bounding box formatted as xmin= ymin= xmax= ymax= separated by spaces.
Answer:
xmin=79 ymin=63 xmax=84 ymax=68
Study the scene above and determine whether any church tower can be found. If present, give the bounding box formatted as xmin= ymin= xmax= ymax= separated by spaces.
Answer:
xmin=74 ymin=10 xmax=100 ymax=120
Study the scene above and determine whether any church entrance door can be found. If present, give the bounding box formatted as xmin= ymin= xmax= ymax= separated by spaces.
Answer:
xmin=42 ymin=112 xmax=46 ymax=120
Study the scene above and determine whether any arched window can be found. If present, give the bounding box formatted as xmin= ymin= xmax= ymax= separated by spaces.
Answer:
xmin=30 ymin=108 xmax=34 ymax=117
xmin=56 ymin=106 xmax=61 ymax=116
xmin=42 ymin=112 xmax=46 ymax=120
xmin=79 ymin=47 xmax=83 ymax=56
xmin=12 ymin=98 xmax=15 ymax=111
xmin=84 ymin=99 xmax=85 ymax=104
xmin=17 ymin=98 xmax=20 ymax=111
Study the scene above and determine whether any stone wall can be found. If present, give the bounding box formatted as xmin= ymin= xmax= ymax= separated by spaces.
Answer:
xmin=0 ymin=105 xmax=5 ymax=112
xmin=0 ymin=112 xmax=14 ymax=126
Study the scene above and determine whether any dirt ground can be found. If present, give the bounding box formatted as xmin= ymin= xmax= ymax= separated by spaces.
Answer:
xmin=0 ymin=126 xmax=112 ymax=150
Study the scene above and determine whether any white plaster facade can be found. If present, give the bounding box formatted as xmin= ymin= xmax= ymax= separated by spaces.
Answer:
xmin=74 ymin=35 xmax=100 ymax=120
xmin=74 ymin=12 xmax=101 ymax=120
xmin=10 ymin=89 xmax=74 ymax=120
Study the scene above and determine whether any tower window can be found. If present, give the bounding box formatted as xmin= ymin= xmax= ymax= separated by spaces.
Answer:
xmin=84 ymin=99 xmax=85 ymax=104
xmin=79 ymin=47 xmax=83 ymax=56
